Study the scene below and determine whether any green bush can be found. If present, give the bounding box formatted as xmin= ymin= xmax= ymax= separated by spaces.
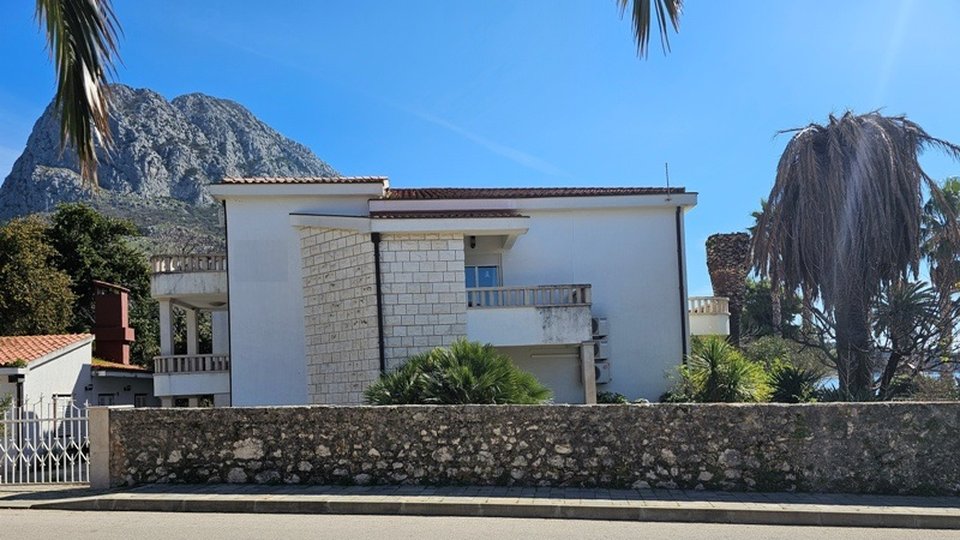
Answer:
xmin=364 ymin=339 xmax=551 ymax=405
xmin=596 ymin=391 xmax=629 ymax=404
xmin=886 ymin=374 xmax=960 ymax=401
xmin=671 ymin=336 xmax=771 ymax=402
xmin=769 ymin=362 xmax=822 ymax=403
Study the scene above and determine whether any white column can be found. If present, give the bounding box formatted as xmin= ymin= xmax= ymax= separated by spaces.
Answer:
xmin=212 ymin=311 xmax=230 ymax=354
xmin=580 ymin=341 xmax=597 ymax=405
xmin=185 ymin=308 xmax=198 ymax=355
xmin=158 ymin=300 xmax=175 ymax=356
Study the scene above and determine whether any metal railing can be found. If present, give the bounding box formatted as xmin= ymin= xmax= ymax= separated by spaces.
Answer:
xmin=467 ymin=284 xmax=592 ymax=308
xmin=150 ymin=254 xmax=227 ymax=275
xmin=688 ymin=296 xmax=730 ymax=315
xmin=0 ymin=398 xmax=88 ymax=484
xmin=154 ymin=354 xmax=230 ymax=374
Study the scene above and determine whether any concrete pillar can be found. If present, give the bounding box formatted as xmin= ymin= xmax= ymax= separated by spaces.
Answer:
xmin=185 ymin=309 xmax=198 ymax=355
xmin=580 ymin=341 xmax=597 ymax=405
xmin=212 ymin=311 xmax=230 ymax=354
xmin=158 ymin=300 xmax=175 ymax=356
xmin=88 ymin=405 xmax=134 ymax=489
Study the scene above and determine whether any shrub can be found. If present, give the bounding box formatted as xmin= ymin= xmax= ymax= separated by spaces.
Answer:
xmin=769 ymin=362 xmax=822 ymax=403
xmin=672 ymin=336 xmax=771 ymax=402
xmin=597 ymin=391 xmax=629 ymax=404
xmin=364 ymin=339 xmax=551 ymax=405
xmin=886 ymin=374 xmax=960 ymax=401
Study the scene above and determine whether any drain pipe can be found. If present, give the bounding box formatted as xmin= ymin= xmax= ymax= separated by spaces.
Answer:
xmin=675 ymin=206 xmax=688 ymax=360
xmin=371 ymin=233 xmax=386 ymax=373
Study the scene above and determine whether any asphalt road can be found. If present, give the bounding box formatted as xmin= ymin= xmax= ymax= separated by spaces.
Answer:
xmin=2 ymin=510 xmax=958 ymax=539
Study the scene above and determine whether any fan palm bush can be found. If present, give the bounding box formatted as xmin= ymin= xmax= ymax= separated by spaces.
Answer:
xmin=768 ymin=363 xmax=823 ymax=403
xmin=364 ymin=340 xmax=551 ymax=405
xmin=671 ymin=336 xmax=771 ymax=402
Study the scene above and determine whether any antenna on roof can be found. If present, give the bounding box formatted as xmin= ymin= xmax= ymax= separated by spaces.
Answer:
xmin=664 ymin=162 xmax=672 ymax=201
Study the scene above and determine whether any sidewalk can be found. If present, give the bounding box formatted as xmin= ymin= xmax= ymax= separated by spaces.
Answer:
xmin=3 ymin=484 xmax=959 ymax=529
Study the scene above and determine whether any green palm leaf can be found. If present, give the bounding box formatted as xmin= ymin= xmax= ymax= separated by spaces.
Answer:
xmin=35 ymin=0 xmax=121 ymax=185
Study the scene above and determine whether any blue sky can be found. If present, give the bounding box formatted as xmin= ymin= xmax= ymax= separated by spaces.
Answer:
xmin=2 ymin=0 xmax=959 ymax=295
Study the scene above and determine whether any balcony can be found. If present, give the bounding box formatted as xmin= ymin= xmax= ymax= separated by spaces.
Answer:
xmin=150 ymin=254 xmax=228 ymax=310
xmin=466 ymin=284 xmax=593 ymax=347
xmin=688 ymin=296 xmax=730 ymax=336
xmin=152 ymin=354 xmax=230 ymax=398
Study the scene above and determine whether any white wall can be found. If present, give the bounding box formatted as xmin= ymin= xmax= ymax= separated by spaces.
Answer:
xmin=224 ymin=195 xmax=371 ymax=406
xmin=90 ymin=376 xmax=158 ymax=406
xmin=501 ymin=345 xmax=584 ymax=403
xmin=467 ymin=306 xmax=592 ymax=347
xmin=499 ymin=207 xmax=688 ymax=401
xmin=23 ymin=342 xmax=91 ymax=404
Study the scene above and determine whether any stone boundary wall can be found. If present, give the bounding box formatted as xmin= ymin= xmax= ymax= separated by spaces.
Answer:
xmin=300 ymin=228 xmax=379 ymax=404
xmin=99 ymin=403 xmax=960 ymax=495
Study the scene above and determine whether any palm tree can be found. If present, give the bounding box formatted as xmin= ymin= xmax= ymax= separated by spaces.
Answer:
xmin=705 ymin=232 xmax=751 ymax=345
xmin=751 ymin=112 xmax=960 ymax=397
xmin=922 ymin=177 xmax=960 ymax=348
xmin=617 ymin=0 xmax=682 ymax=57
xmin=35 ymin=0 xmax=121 ymax=185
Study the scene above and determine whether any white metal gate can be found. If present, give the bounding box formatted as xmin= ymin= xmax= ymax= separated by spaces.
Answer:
xmin=0 ymin=398 xmax=89 ymax=484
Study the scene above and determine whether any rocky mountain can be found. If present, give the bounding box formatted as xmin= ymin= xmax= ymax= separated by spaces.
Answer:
xmin=0 ymin=84 xmax=337 ymax=244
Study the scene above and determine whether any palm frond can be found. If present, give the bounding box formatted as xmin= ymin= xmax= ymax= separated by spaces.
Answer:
xmin=35 ymin=0 xmax=121 ymax=185
xmin=617 ymin=0 xmax=683 ymax=58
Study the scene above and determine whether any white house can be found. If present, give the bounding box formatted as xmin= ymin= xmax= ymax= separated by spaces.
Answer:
xmin=0 ymin=334 xmax=155 ymax=408
xmin=149 ymin=175 xmax=728 ymax=407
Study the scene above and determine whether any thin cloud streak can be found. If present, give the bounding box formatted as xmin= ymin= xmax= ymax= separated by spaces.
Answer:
xmin=401 ymin=107 xmax=569 ymax=178
xmin=212 ymin=35 xmax=568 ymax=178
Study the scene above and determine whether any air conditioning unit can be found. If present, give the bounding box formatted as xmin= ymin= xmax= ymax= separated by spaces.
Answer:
xmin=591 ymin=317 xmax=609 ymax=338
xmin=593 ymin=339 xmax=610 ymax=361
xmin=595 ymin=360 xmax=612 ymax=384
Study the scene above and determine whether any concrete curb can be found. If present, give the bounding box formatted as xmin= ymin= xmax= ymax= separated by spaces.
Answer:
xmin=29 ymin=495 xmax=960 ymax=529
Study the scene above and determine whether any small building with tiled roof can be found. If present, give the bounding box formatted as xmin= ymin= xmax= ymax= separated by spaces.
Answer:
xmin=200 ymin=176 xmax=707 ymax=407
xmin=1 ymin=331 xmax=156 ymax=409
xmin=0 ymin=334 xmax=94 ymax=407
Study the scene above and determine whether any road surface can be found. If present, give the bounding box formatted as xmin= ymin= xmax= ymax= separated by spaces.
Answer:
xmin=1 ymin=509 xmax=955 ymax=539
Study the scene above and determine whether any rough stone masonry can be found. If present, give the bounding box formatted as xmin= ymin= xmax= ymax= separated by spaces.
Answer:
xmin=105 ymin=403 xmax=960 ymax=495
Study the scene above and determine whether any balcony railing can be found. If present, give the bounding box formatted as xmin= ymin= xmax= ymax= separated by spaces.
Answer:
xmin=467 ymin=284 xmax=592 ymax=309
xmin=151 ymin=254 xmax=227 ymax=275
xmin=688 ymin=296 xmax=730 ymax=315
xmin=154 ymin=354 xmax=230 ymax=374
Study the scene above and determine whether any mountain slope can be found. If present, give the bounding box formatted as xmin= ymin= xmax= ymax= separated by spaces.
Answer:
xmin=0 ymin=84 xmax=337 ymax=240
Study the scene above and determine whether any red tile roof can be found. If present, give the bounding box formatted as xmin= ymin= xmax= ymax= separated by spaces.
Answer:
xmin=369 ymin=209 xmax=524 ymax=219
xmin=384 ymin=187 xmax=685 ymax=199
xmin=220 ymin=176 xmax=387 ymax=185
xmin=91 ymin=358 xmax=149 ymax=372
xmin=0 ymin=334 xmax=93 ymax=366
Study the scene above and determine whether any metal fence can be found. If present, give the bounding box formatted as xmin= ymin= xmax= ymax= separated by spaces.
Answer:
xmin=0 ymin=397 xmax=89 ymax=484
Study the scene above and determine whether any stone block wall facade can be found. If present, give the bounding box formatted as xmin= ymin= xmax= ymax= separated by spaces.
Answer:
xmin=378 ymin=233 xmax=467 ymax=370
xmin=300 ymin=228 xmax=380 ymax=404
xmin=103 ymin=403 xmax=960 ymax=494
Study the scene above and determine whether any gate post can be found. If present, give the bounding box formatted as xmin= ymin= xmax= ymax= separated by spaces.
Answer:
xmin=89 ymin=405 xmax=133 ymax=489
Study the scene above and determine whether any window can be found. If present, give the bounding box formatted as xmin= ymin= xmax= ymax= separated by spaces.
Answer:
xmin=134 ymin=394 xmax=148 ymax=408
xmin=465 ymin=265 xmax=500 ymax=288
xmin=174 ymin=397 xmax=190 ymax=408
xmin=198 ymin=395 xmax=215 ymax=408
xmin=97 ymin=394 xmax=115 ymax=406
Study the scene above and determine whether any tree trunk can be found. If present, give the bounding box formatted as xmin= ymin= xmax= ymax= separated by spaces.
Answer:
xmin=801 ymin=283 xmax=814 ymax=336
xmin=771 ymin=278 xmax=783 ymax=337
xmin=834 ymin=299 xmax=873 ymax=399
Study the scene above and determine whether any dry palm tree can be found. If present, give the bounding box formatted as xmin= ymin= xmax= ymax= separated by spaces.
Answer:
xmin=752 ymin=111 xmax=960 ymax=397
xmin=617 ymin=0 xmax=682 ymax=57
xmin=705 ymin=232 xmax=751 ymax=345
xmin=35 ymin=0 xmax=121 ymax=185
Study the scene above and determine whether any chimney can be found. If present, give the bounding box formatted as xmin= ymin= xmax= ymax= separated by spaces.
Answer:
xmin=92 ymin=280 xmax=136 ymax=365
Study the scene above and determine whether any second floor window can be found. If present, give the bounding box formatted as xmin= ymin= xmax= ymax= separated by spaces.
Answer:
xmin=465 ymin=265 xmax=499 ymax=288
